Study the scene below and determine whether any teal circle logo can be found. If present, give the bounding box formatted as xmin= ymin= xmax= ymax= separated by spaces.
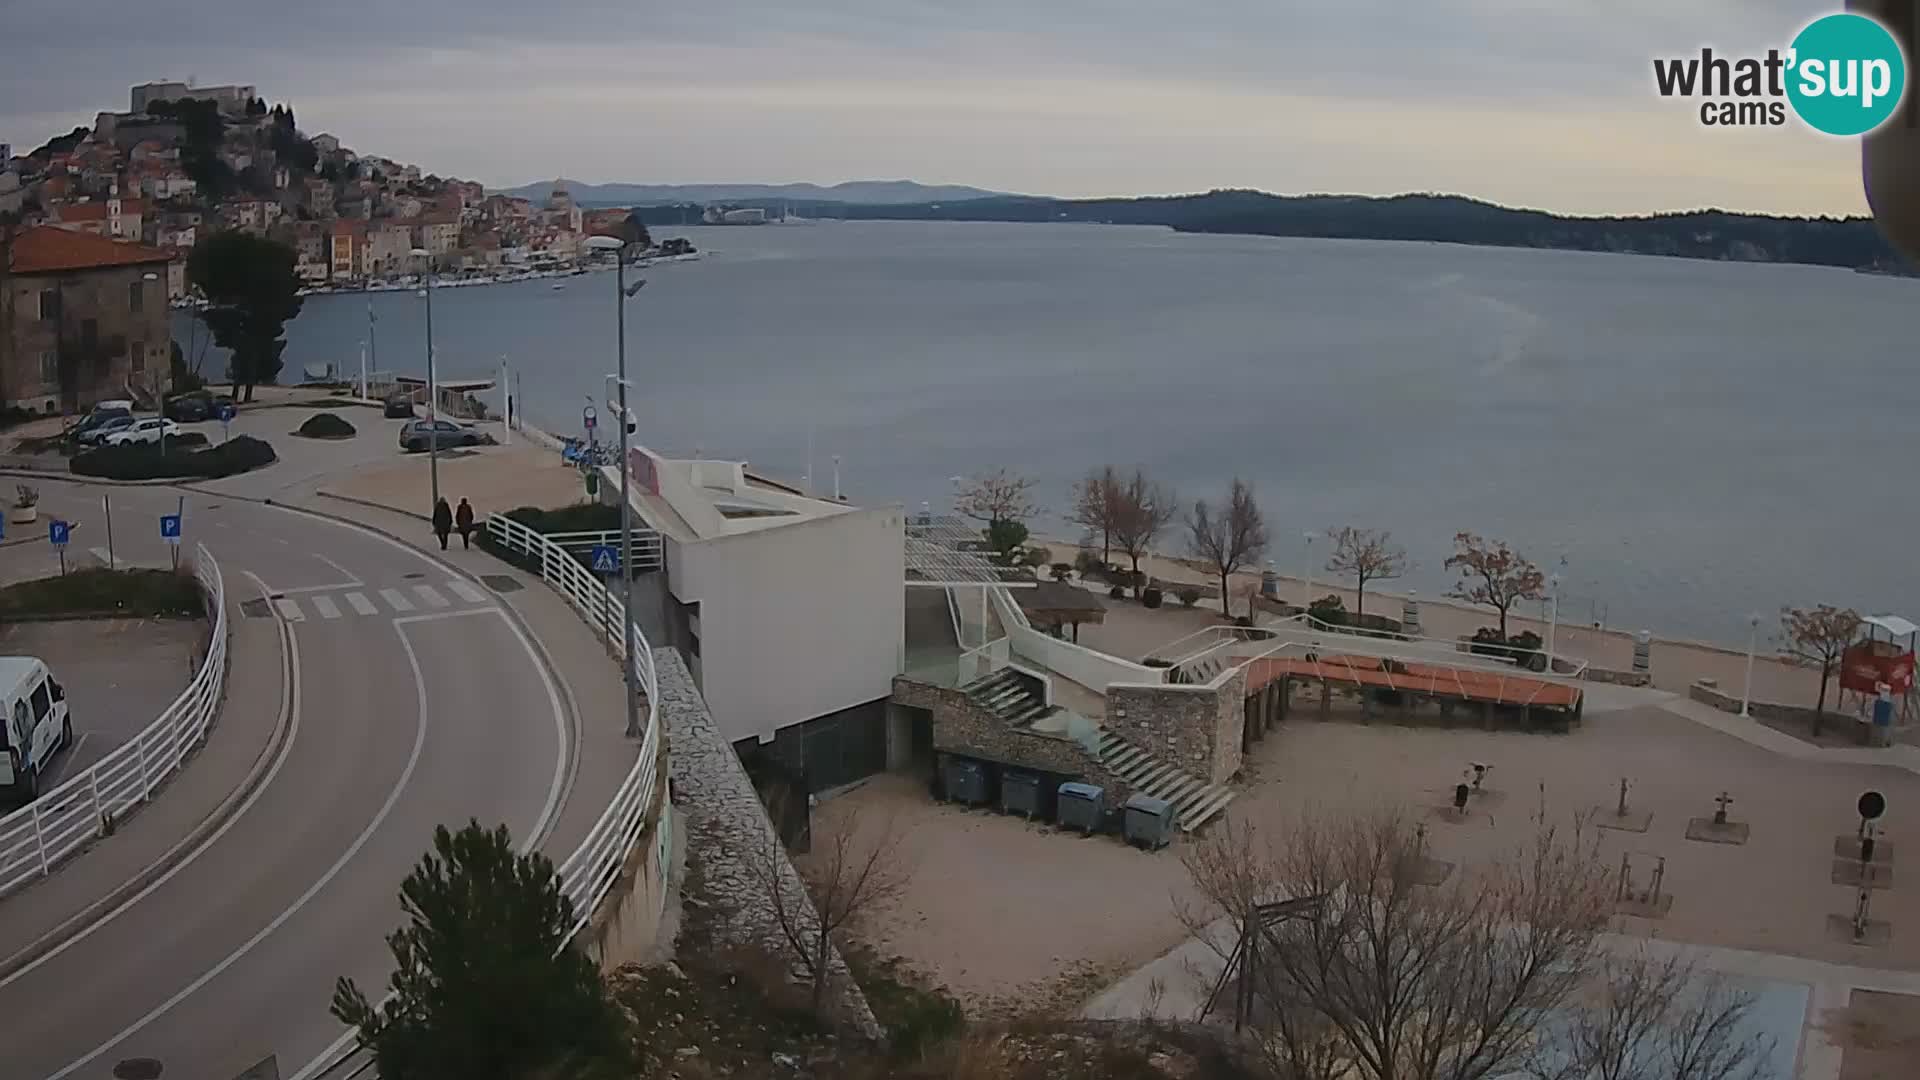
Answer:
xmin=1786 ymin=13 xmax=1907 ymax=136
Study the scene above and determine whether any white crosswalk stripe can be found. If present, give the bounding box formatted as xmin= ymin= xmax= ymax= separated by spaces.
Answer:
xmin=378 ymin=588 xmax=414 ymax=613
xmin=412 ymin=584 xmax=450 ymax=609
xmin=446 ymin=579 xmax=488 ymax=604
xmin=273 ymin=597 xmax=305 ymax=622
xmin=344 ymin=592 xmax=378 ymax=616
xmin=310 ymin=594 xmax=341 ymax=620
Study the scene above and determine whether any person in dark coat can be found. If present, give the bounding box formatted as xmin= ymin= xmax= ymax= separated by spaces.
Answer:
xmin=454 ymin=497 xmax=475 ymax=549
xmin=432 ymin=497 xmax=453 ymax=551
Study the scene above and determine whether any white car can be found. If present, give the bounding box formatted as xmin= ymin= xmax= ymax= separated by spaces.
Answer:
xmin=103 ymin=418 xmax=182 ymax=446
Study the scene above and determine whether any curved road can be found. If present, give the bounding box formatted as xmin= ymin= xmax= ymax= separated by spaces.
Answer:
xmin=0 ymin=483 xmax=575 ymax=1080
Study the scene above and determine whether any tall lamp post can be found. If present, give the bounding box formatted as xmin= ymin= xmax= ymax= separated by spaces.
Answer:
xmin=1301 ymin=530 xmax=1318 ymax=611
xmin=585 ymin=233 xmax=647 ymax=739
xmin=410 ymin=248 xmax=439 ymax=512
xmin=1741 ymin=612 xmax=1763 ymax=717
xmin=1545 ymin=573 xmax=1560 ymax=672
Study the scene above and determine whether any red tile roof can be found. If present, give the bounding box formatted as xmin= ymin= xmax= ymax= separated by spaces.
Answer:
xmin=54 ymin=198 xmax=145 ymax=222
xmin=9 ymin=225 xmax=173 ymax=273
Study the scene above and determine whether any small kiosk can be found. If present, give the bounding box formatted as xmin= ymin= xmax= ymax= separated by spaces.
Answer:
xmin=1842 ymin=615 xmax=1917 ymax=745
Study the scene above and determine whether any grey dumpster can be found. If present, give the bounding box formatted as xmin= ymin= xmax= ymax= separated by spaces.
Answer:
xmin=1123 ymin=794 xmax=1178 ymax=849
xmin=944 ymin=756 xmax=989 ymax=807
xmin=1057 ymin=781 xmax=1104 ymax=834
xmin=1001 ymin=769 xmax=1042 ymax=819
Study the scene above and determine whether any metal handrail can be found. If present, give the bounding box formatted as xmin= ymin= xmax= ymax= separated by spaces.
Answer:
xmin=481 ymin=513 xmax=662 ymax=938
xmin=0 ymin=543 xmax=228 ymax=898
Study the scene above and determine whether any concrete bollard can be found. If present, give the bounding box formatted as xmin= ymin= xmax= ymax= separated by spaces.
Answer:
xmin=1403 ymin=591 xmax=1421 ymax=636
xmin=1261 ymin=567 xmax=1278 ymax=599
xmin=1632 ymin=630 xmax=1652 ymax=674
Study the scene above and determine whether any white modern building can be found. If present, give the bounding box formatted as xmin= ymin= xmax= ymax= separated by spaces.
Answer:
xmin=605 ymin=447 xmax=906 ymax=788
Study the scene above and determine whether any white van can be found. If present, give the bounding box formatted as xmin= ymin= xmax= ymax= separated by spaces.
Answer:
xmin=0 ymin=658 xmax=72 ymax=805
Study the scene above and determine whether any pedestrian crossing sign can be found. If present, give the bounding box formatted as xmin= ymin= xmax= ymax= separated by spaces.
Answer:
xmin=590 ymin=545 xmax=619 ymax=573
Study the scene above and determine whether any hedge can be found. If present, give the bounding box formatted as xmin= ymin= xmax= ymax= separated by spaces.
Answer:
xmin=294 ymin=412 xmax=357 ymax=439
xmin=0 ymin=568 xmax=204 ymax=618
xmin=72 ymin=435 xmax=277 ymax=481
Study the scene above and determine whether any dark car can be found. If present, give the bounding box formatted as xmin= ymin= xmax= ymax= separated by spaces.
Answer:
xmin=398 ymin=419 xmax=484 ymax=453
xmin=384 ymin=394 xmax=415 ymax=419
xmin=164 ymin=394 xmax=211 ymax=422
xmin=70 ymin=408 xmax=133 ymax=444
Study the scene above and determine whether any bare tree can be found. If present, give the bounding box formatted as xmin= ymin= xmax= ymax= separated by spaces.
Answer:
xmin=1323 ymin=526 xmax=1408 ymax=620
xmin=1188 ymin=478 xmax=1269 ymax=618
xmin=953 ymin=467 xmax=1037 ymax=529
xmin=1181 ymin=807 xmax=1640 ymax=1080
xmin=1109 ymin=468 xmax=1178 ymax=598
xmin=1444 ymin=532 xmax=1546 ymax=639
xmin=1069 ymin=465 xmax=1123 ymax=564
xmin=749 ymin=794 xmax=910 ymax=1015
xmin=1525 ymin=949 xmax=1773 ymax=1080
xmin=1780 ymin=604 xmax=1862 ymax=735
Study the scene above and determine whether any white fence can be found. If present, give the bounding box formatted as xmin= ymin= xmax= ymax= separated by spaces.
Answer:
xmin=483 ymin=513 xmax=663 ymax=938
xmin=541 ymin=529 xmax=665 ymax=574
xmin=0 ymin=543 xmax=228 ymax=899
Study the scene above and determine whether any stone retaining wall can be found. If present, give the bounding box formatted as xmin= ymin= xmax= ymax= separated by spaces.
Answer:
xmin=892 ymin=676 xmax=1133 ymax=801
xmin=661 ymin=650 xmax=881 ymax=1038
xmin=1107 ymin=669 xmax=1246 ymax=785
xmin=1687 ymin=678 xmax=1886 ymax=745
xmin=1584 ymin=667 xmax=1652 ymax=687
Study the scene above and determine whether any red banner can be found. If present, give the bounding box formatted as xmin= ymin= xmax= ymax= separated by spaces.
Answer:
xmin=1841 ymin=643 xmax=1916 ymax=695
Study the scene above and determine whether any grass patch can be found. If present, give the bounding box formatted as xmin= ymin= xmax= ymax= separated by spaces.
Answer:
xmin=71 ymin=435 xmax=275 ymax=481
xmin=0 ymin=568 xmax=203 ymax=619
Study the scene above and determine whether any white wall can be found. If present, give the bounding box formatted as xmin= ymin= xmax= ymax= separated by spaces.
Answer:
xmin=668 ymin=507 xmax=905 ymax=744
xmin=993 ymin=588 xmax=1161 ymax=693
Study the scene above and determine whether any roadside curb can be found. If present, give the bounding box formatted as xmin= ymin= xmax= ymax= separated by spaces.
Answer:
xmin=0 ymin=578 xmax=291 ymax=984
xmin=311 ymin=489 xmax=429 ymax=524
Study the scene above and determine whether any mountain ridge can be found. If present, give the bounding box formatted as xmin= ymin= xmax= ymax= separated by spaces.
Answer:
xmin=493 ymin=178 xmax=1012 ymax=205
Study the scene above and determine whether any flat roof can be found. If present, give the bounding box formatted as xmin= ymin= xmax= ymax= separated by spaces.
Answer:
xmin=615 ymin=448 xmax=856 ymax=543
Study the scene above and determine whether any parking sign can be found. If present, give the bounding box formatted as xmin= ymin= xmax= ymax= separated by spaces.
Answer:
xmin=48 ymin=520 xmax=69 ymax=546
xmin=160 ymin=514 xmax=182 ymax=544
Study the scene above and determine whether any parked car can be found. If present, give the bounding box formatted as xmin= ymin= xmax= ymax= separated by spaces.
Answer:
xmin=383 ymin=394 xmax=416 ymax=419
xmin=74 ymin=414 xmax=136 ymax=446
xmin=103 ymin=418 xmax=183 ymax=446
xmin=398 ymin=419 xmax=484 ymax=453
xmin=164 ymin=393 xmax=212 ymax=422
xmin=70 ymin=406 xmax=132 ymax=442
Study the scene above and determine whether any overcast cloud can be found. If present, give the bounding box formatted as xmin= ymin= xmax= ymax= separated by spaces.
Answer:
xmin=0 ymin=0 xmax=1868 ymax=215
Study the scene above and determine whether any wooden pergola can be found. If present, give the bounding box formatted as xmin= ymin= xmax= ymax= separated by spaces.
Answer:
xmin=1016 ymin=581 xmax=1108 ymax=642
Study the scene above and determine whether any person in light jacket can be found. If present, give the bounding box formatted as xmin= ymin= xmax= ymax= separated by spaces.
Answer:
xmin=455 ymin=497 xmax=476 ymax=549
xmin=432 ymin=497 xmax=453 ymax=551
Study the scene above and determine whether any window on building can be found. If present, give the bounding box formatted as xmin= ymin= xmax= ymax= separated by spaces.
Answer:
xmin=130 ymin=340 xmax=146 ymax=372
xmin=128 ymin=280 xmax=144 ymax=313
xmin=39 ymin=352 xmax=57 ymax=386
xmin=38 ymin=290 xmax=59 ymax=323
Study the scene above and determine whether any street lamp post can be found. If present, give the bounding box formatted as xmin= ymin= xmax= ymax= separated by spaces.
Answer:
xmin=410 ymin=248 xmax=439 ymax=513
xmin=1741 ymin=612 xmax=1763 ymax=717
xmin=1301 ymin=530 xmax=1318 ymax=611
xmin=586 ymin=234 xmax=647 ymax=739
xmin=1546 ymin=574 xmax=1560 ymax=672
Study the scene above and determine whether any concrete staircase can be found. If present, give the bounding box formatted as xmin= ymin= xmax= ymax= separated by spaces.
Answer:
xmin=1095 ymin=731 xmax=1236 ymax=831
xmin=964 ymin=668 xmax=1053 ymax=726
xmin=1171 ymin=654 xmax=1227 ymax=685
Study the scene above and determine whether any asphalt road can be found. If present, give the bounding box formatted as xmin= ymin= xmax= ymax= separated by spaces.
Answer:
xmin=0 ymin=480 xmax=574 ymax=1080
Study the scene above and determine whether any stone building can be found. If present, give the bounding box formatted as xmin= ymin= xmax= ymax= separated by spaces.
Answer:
xmin=0 ymin=226 xmax=173 ymax=412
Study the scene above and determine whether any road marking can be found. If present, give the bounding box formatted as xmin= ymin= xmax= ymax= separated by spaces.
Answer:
xmin=271 ymin=582 xmax=364 ymax=595
xmin=309 ymin=594 xmax=341 ymax=620
xmin=446 ymin=578 xmax=487 ymax=604
xmin=1 ymin=570 xmax=301 ymax=990
xmin=344 ymin=592 xmax=378 ymax=616
xmin=412 ymin=583 xmax=450 ymax=609
xmin=313 ymin=553 xmax=362 ymax=586
xmin=45 ymin=605 xmax=430 ymax=1080
xmin=272 ymin=597 xmax=305 ymax=622
xmin=378 ymin=587 xmax=414 ymax=612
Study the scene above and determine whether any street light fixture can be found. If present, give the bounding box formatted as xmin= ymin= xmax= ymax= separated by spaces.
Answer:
xmin=1741 ymin=612 xmax=1763 ymax=717
xmin=410 ymin=247 xmax=439 ymax=513
xmin=1301 ymin=530 xmax=1318 ymax=612
xmin=585 ymin=232 xmax=647 ymax=739
xmin=1546 ymin=574 xmax=1561 ymax=672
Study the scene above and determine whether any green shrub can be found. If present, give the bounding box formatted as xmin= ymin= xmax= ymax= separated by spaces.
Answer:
xmin=1142 ymin=586 xmax=1164 ymax=608
xmin=0 ymin=568 xmax=203 ymax=618
xmin=504 ymin=503 xmax=622 ymax=534
xmin=1049 ymin=562 xmax=1073 ymax=582
xmin=294 ymin=412 xmax=357 ymax=439
xmin=1108 ymin=584 xmax=1126 ymax=600
xmin=1178 ymin=586 xmax=1201 ymax=607
xmin=71 ymin=435 xmax=275 ymax=480
xmin=1308 ymin=594 xmax=1348 ymax=625
xmin=1072 ymin=550 xmax=1101 ymax=577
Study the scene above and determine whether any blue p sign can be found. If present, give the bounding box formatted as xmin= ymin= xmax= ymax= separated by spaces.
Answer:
xmin=48 ymin=520 xmax=69 ymax=546
xmin=160 ymin=514 xmax=182 ymax=543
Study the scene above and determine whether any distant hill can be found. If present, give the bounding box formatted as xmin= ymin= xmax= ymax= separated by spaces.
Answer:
xmin=495 ymin=178 xmax=1012 ymax=206
xmin=632 ymin=189 xmax=1900 ymax=273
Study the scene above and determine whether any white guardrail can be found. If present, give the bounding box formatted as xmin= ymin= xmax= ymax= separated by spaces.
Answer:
xmin=0 ymin=542 xmax=228 ymax=898
xmin=483 ymin=512 xmax=663 ymax=938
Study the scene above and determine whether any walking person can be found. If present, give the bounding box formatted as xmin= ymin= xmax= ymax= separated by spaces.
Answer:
xmin=455 ymin=497 xmax=475 ymax=549
xmin=432 ymin=496 xmax=453 ymax=551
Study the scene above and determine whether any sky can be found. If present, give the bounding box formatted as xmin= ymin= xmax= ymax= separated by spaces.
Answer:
xmin=0 ymin=0 xmax=1877 ymax=216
